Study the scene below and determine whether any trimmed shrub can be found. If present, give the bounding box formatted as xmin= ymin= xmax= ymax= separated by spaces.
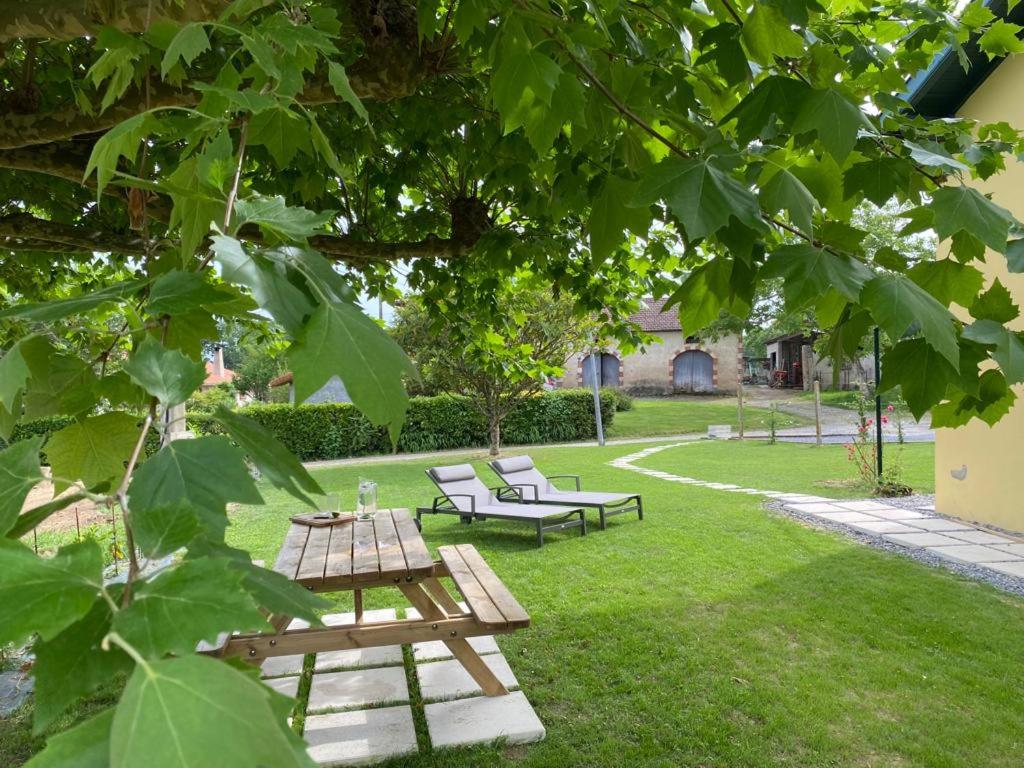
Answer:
xmin=609 ymin=388 xmax=634 ymax=411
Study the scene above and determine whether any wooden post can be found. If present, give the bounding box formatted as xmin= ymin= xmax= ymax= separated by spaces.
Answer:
xmin=737 ymin=382 xmax=745 ymax=439
xmin=813 ymin=379 xmax=823 ymax=447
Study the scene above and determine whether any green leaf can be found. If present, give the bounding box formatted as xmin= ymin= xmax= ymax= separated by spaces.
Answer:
xmin=0 ymin=280 xmax=148 ymax=322
xmin=978 ymin=19 xmax=1024 ymax=58
xmin=760 ymin=164 xmax=817 ymax=234
xmin=761 ymin=244 xmax=873 ymax=307
xmin=211 ymin=406 xmax=323 ymax=507
xmin=111 ymin=655 xmax=312 ymax=768
xmin=1006 ymin=238 xmax=1024 ymax=272
xmin=212 ymin=235 xmax=315 ymax=335
xmin=491 ymin=36 xmax=562 ymax=128
xmin=161 ymin=23 xmax=210 ymax=77
xmin=0 ymin=339 xmax=30 ymax=412
xmin=132 ymin=500 xmax=201 ymax=558
xmin=963 ymin=320 xmax=1024 ymax=384
xmin=20 ymin=341 xmax=98 ymax=420
xmin=147 ymin=271 xmax=238 ymax=315
xmin=127 ymin=436 xmax=263 ymax=543
xmin=792 ymin=87 xmax=873 ymax=161
xmin=879 ymin=339 xmax=958 ymax=419
xmin=969 ymin=279 xmax=1019 ymax=323
xmin=7 ymin=492 xmax=88 ymax=541
xmin=288 ymin=302 xmax=416 ymax=443
xmin=307 ymin=114 xmax=345 ymax=177
xmin=233 ymin=195 xmax=334 ymax=242
xmin=932 ymin=369 xmax=1016 ymax=428
xmin=633 ymin=157 xmax=763 ymax=240
xmin=842 ymin=157 xmax=908 ymax=206
xmin=0 ymin=437 xmax=43 ymax=536
xmin=248 ymin=106 xmax=310 ymax=166
xmin=929 ymin=185 xmax=1012 ymax=252
xmin=237 ymin=561 xmax=328 ymax=622
xmin=588 ymin=177 xmax=651 ymax=259
xmin=113 ymin=558 xmax=269 ymax=657
xmin=742 ymin=4 xmax=806 ymax=63
xmin=327 ymin=61 xmax=369 ymax=123
xmin=873 ymin=246 xmax=907 ymax=272
xmin=241 ymin=32 xmax=281 ymax=79
xmin=123 ymin=337 xmax=207 ymax=407
xmin=84 ymin=112 xmax=155 ymax=196
xmin=860 ymin=274 xmax=959 ymax=366
xmin=46 ymin=412 xmax=140 ymax=494
xmin=33 ymin=597 xmax=131 ymax=733
xmin=907 ymin=259 xmax=985 ymax=308
xmin=168 ymin=157 xmax=224 ymax=261
xmin=902 ymin=140 xmax=970 ymax=174
xmin=665 ymin=260 xmax=732 ymax=332
xmin=721 ymin=76 xmax=810 ymax=144
xmin=0 ymin=540 xmax=102 ymax=645
xmin=23 ymin=708 xmax=114 ymax=768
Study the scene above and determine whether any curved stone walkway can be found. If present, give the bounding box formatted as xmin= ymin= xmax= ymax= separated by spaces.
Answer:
xmin=607 ymin=442 xmax=1024 ymax=584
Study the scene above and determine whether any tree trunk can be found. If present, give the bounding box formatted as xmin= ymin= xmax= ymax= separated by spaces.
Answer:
xmin=488 ymin=415 xmax=501 ymax=457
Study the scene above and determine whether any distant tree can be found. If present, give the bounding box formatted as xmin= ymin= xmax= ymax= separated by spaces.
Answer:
xmin=392 ymin=288 xmax=596 ymax=455
xmin=232 ymin=345 xmax=284 ymax=402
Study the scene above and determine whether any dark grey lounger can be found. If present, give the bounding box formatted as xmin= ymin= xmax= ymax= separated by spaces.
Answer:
xmin=418 ymin=463 xmax=586 ymax=547
xmin=488 ymin=455 xmax=643 ymax=530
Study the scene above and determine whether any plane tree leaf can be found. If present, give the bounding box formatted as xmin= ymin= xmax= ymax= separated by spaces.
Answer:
xmin=233 ymin=194 xmax=334 ymax=243
xmin=46 ymin=412 xmax=141 ymax=494
xmin=963 ymin=320 xmax=1024 ymax=384
xmin=0 ymin=339 xmax=31 ymax=412
xmin=760 ymin=164 xmax=817 ymax=235
xmin=0 ymin=280 xmax=148 ymax=323
xmin=792 ymin=87 xmax=873 ymax=161
xmin=0 ymin=437 xmax=44 ymax=536
xmin=721 ymin=75 xmax=810 ymax=143
xmin=23 ymin=708 xmax=114 ymax=768
xmin=929 ymin=185 xmax=1013 ymax=252
xmin=588 ymin=176 xmax=652 ymax=259
xmin=761 ymin=244 xmax=873 ymax=307
xmin=879 ymin=338 xmax=958 ymax=419
xmin=907 ymin=260 xmax=985 ymax=308
xmin=969 ymin=279 xmax=1019 ymax=323
xmin=147 ymin=271 xmax=237 ymax=316
xmin=859 ymin=274 xmax=959 ymax=366
xmin=932 ymin=369 xmax=1017 ymax=428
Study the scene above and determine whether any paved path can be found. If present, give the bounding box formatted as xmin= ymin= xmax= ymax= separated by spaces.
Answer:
xmin=607 ymin=442 xmax=1024 ymax=584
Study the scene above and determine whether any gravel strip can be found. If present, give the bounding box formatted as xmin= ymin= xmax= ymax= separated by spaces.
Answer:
xmin=765 ymin=498 xmax=1024 ymax=598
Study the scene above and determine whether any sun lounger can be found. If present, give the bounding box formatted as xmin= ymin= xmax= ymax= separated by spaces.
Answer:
xmin=489 ymin=455 xmax=643 ymax=530
xmin=418 ymin=463 xmax=586 ymax=547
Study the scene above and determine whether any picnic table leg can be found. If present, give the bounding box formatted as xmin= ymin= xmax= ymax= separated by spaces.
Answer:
xmin=354 ymin=590 xmax=364 ymax=623
xmin=398 ymin=582 xmax=509 ymax=697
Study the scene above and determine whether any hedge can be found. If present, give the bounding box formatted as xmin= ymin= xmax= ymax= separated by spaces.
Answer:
xmin=2 ymin=389 xmax=615 ymax=464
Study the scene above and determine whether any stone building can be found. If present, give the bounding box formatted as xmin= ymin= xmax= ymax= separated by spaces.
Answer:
xmin=560 ymin=298 xmax=742 ymax=395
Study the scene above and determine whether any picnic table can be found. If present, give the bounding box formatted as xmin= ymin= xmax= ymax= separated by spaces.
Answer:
xmin=212 ymin=508 xmax=529 ymax=697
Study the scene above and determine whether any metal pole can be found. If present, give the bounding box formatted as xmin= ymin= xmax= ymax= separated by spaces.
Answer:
xmin=813 ymin=378 xmax=823 ymax=447
xmin=873 ymin=327 xmax=883 ymax=479
xmin=589 ymin=350 xmax=605 ymax=446
xmin=737 ymin=381 xmax=745 ymax=439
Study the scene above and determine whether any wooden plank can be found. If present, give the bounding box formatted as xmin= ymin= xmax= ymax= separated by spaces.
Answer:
xmin=296 ymin=525 xmax=331 ymax=584
xmin=437 ymin=545 xmax=506 ymax=629
xmin=323 ymin=518 xmax=353 ymax=583
xmin=455 ymin=544 xmax=530 ymax=628
xmin=272 ymin=524 xmax=310 ymax=580
xmin=374 ymin=510 xmax=407 ymax=578
xmin=393 ymin=508 xmax=434 ymax=576
xmin=351 ymin=517 xmax=380 ymax=582
xmin=443 ymin=639 xmax=508 ymax=696
xmin=423 ymin=577 xmax=465 ymax=614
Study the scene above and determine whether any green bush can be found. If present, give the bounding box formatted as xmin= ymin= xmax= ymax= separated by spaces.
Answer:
xmin=610 ymin=389 xmax=634 ymax=411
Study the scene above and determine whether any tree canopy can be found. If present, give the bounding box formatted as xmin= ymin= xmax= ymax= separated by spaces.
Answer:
xmin=2 ymin=0 xmax=1024 ymax=764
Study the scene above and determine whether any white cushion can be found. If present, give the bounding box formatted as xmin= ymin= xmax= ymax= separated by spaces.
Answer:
xmin=430 ymin=464 xmax=477 ymax=483
xmin=492 ymin=455 xmax=535 ymax=474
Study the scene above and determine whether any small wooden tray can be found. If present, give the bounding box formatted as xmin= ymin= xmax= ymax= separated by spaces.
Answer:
xmin=290 ymin=512 xmax=357 ymax=528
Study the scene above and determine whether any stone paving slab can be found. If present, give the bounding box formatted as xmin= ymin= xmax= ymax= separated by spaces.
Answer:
xmin=866 ymin=509 xmax=927 ymax=521
xmin=945 ymin=530 xmax=1015 ymax=546
xmin=425 ymin=690 xmax=545 ymax=749
xmin=264 ymin=675 xmax=300 ymax=699
xmin=847 ymin=520 xmax=921 ymax=535
xmin=816 ymin=511 xmax=883 ymax=523
xmin=413 ymin=635 xmax=500 ymax=662
xmin=832 ymin=500 xmax=901 ymax=512
xmin=416 ymin=654 xmax=519 ymax=702
xmin=262 ymin=654 xmax=305 ymax=678
xmin=991 ymin=543 xmax=1024 ymax=557
xmin=986 ymin=561 xmax=1024 ymax=578
xmin=926 ymin=545 xmax=1022 ymax=565
xmin=315 ymin=645 xmax=403 ymax=672
xmin=882 ymin=532 xmax=966 ymax=549
xmin=901 ymin=518 xmax=973 ymax=532
xmin=308 ymin=666 xmax=410 ymax=713
xmin=787 ymin=502 xmax=844 ymax=514
xmin=304 ymin=706 xmax=417 ymax=767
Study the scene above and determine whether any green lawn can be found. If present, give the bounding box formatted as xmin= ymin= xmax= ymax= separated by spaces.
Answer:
xmin=607 ymin=397 xmax=809 ymax=438
xmin=7 ymin=440 xmax=1020 ymax=768
xmin=636 ymin=440 xmax=935 ymax=498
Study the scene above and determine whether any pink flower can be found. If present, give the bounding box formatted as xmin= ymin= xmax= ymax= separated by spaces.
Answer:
xmin=887 ymin=404 xmax=895 ymax=412
xmin=866 ymin=418 xmax=873 ymax=426
xmin=882 ymin=415 xmax=889 ymax=424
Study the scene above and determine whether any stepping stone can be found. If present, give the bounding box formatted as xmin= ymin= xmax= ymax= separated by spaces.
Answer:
xmin=261 ymin=654 xmax=305 ymax=678
xmin=868 ymin=509 xmax=927 ymax=521
xmin=882 ymin=532 xmax=965 ymax=549
xmin=425 ymin=691 xmax=545 ymax=749
xmin=927 ymin=545 xmax=1023 ymax=565
xmin=315 ymin=645 xmax=403 ymax=672
xmin=917 ymin=504 xmax=936 ymax=511
xmin=786 ymin=502 xmax=844 ymax=514
xmin=986 ymin=561 xmax=1024 ymax=578
xmin=990 ymin=543 xmax=1024 ymax=558
xmin=304 ymin=706 xmax=417 ymax=766
xmin=833 ymin=500 xmax=899 ymax=512
xmin=288 ymin=608 xmax=398 ymax=632
xmin=416 ymin=654 xmax=519 ymax=702
xmin=413 ymin=635 xmax=500 ymax=662
xmin=307 ymin=667 xmax=409 ymax=713
xmin=263 ymin=676 xmax=300 ymax=699
xmin=817 ymin=511 xmax=882 ymax=523
xmin=900 ymin=518 xmax=972 ymax=532
xmin=945 ymin=530 xmax=1014 ymax=546
xmin=785 ymin=495 xmax=833 ymax=503
xmin=847 ymin=520 xmax=920 ymax=535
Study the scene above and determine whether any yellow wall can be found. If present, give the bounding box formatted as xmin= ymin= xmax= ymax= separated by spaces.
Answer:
xmin=934 ymin=54 xmax=1024 ymax=531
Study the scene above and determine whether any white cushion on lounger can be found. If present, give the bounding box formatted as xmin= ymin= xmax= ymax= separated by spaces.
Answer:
xmin=491 ymin=455 xmax=535 ymax=473
xmin=430 ymin=464 xmax=477 ymax=483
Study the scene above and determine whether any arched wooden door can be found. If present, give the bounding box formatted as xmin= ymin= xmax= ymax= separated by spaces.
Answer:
xmin=582 ymin=353 xmax=620 ymax=388
xmin=673 ymin=350 xmax=713 ymax=392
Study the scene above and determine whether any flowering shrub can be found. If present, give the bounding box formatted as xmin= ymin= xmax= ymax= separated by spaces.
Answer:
xmin=846 ymin=390 xmax=911 ymax=496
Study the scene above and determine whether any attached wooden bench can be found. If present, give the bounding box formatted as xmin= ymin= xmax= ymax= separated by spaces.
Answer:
xmin=436 ymin=544 xmax=530 ymax=632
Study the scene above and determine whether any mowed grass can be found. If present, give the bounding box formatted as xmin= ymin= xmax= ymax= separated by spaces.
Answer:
xmin=6 ymin=441 xmax=1018 ymax=768
xmin=636 ymin=440 xmax=936 ymax=499
xmin=606 ymin=397 xmax=809 ymax=438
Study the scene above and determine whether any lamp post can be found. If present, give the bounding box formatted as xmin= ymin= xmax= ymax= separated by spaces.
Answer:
xmin=873 ymin=327 xmax=883 ymax=480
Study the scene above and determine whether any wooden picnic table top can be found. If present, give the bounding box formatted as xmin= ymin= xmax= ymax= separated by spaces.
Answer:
xmin=273 ymin=508 xmax=435 ymax=591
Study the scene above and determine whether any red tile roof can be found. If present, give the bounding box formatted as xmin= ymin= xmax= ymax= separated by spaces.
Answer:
xmin=629 ymin=297 xmax=681 ymax=332
xmin=203 ymin=361 xmax=235 ymax=386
